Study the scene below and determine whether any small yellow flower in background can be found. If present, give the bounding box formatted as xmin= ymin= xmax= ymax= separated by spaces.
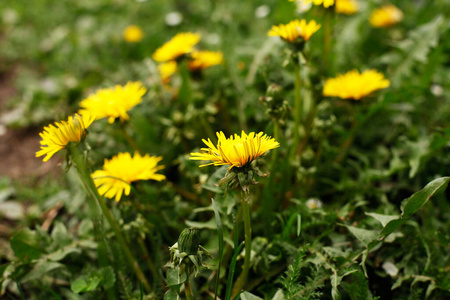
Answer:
xmin=188 ymin=51 xmax=223 ymax=72
xmin=158 ymin=61 xmax=178 ymax=84
xmin=152 ymin=32 xmax=201 ymax=62
xmin=370 ymin=5 xmax=403 ymax=28
xmin=123 ymin=25 xmax=144 ymax=43
xmin=268 ymin=19 xmax=321 ymax=43
xmin=79 ymin=81 xmax=147 ymax=124
xmin=190 ymin=131 xmax=280 ymax=170
xmin=336 ymin=0 xmax=358 ymax=15
xmin=289 ymin=0 xmax=334 ymax=8
xmin=92 ymin=152 xmax=166 ymax=202
xmin=36 ymin=113 xmax=95 ymax=162
xmin=323 ymin=69 xmax=390 ymax=100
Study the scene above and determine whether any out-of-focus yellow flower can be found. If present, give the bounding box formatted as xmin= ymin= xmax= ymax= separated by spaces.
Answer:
xmin=36 ymin=113 xmax=95 ymax=162
xmin=92 ymin=152 xmax=165 ymax=202
xmin=123 ymin=25 xmax=144 ymax=43
xmin=158 ymin=61 xmax=177 ymax=83
xmin=289 ymin=0 xmax=334 ymax=8
xmin=336 ymin=0 xmax=358 ymax=15
xmin=370 ymin=5 xmax=403 ymax=28
xmin=268 ymin=19 xmax=321 ymax=43
xmin=188 ymin=51 xmax=223 ymax=71
xmin=190 ymin=131 xmax=280 ymax=170
xmin=79 ymin=81 xmax=147 ymax=124
xmin=323 ymin=69 xmax=390 ymax=100
xmin=152 ymin=32 xmax=201 ymax=62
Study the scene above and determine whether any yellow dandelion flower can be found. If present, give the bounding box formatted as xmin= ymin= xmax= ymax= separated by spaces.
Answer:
xmin=152 ymin=32 xmax=201 ymax=62
xmin=289 ymin=0 xmax=335 ymax=8
xmin=323 ymin=69 xmax=390 ymax=100
xmin=36 ymin=113 xmax=95 ymax=162
xmin=336 ymin=0 xmax=358 ymax=15
xmin=92 ymin=152 xmax=166 ymax=202
xmin=158 ymin=61 xmax=177 ymax=84
xmin=123 ymin=25 xmax=144 ymax=43
xmin=79 ymin=81 xmax=147 ymax=124
xmin=188 ymin=51 xmax=223 ymax=72
xmin=370 ymin=5 xmax=403 ymax=28
xmin=268 ymin=19 xmax=321 ymax=43
xmin=190 ymin=131 xmax=280 ymax=170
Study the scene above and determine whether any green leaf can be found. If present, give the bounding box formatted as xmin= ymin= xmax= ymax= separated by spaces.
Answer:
xmin=271 ymin=289 xmax=286 ymax=300
xmin=98 ymin=266 xmax=115 ymax=289
xmin=166 ymin=268 xmax=186 ymax=287
xmin=164 ymin=288 xmax=181 ymax=300
xmin=240 ymin=291 xmax=263 ymax=300
xmin=379 ymin=177 xmax=449 ymax=239
xmin=185 ymin=218 xmax=218 ymax=229
xmin=21 ymin=261 xmax=63 ymax=283
xmin=365 ymin=212 xmax=399 ymax=227
xmin=344 ymin=225 xmax=378 ymax=247
xmin=10 ymin=228 xmax=44 ymax=261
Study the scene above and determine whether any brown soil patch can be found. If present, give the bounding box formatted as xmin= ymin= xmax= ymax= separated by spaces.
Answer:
xmin=0 ymin=67 xmax=60 ymax=179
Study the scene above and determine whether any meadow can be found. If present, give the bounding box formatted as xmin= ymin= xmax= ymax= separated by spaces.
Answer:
xmin=0 ymin=0 xmax=449 ymax=299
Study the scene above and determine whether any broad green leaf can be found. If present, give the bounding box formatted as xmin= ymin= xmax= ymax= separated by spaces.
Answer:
xmin=365 ymin=212 xmax=399 ymax=227
xmin=166 ymin=268 xmax=186 ymax=287
xmin=186 ymin=218 xmax=217 ymax=229
xmin=240 ymin=291 xmax=263 ymax=300
xmin=10 ymin=228 xmax=44 ymax=261
xmin=271 ymin=289 xmax=286 ymax=300
xmin=21 ymin=261 xmax=63 ymax=283
xmin=345 ymin=225 xmax=378 ymax=247
xmin=164 ymin=288 xmax=181 ymax=300
xmin=47 ymin=245 xmax=81 ymax=261
xmin=98 ymin=266 xmax=115 ymax=289
xmin=379 ymin=177 xmax=449 ymax=239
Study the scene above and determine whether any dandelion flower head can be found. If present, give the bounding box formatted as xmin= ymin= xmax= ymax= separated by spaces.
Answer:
xmin=323 ymin=69 xmax=390 ymax=100
xmin=123 ymin=25 xmax=144 ymax=43
xmin=190 ymin=131 xmax=280 ymax=170
xmin=370 ymin=5 xmax=403 ymax=28
xmin=92 ymin=152 xmax=166 ymax=202
xmin=336 ymin=0 xmax=358 ymax=15
xmin=36 ymin=113 xmax=95 ymax=162
xmin=268 ymin=19 xmax=321 ymax=43
xmin=152 ymin=32 xmax=201 ymax=62
xmin=79 ymin=81 xmax=147 ymax=124
xmin=289 ymin=0 xmax=334 ymax=8
xmin=158 ymin=61 xmax=178 ymax=84
xmin=188 ymin=51 xmax=223 ymax=72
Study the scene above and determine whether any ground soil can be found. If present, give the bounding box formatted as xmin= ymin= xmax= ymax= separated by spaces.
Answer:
xmin=0 ymin=67 xmax=60 ymax=179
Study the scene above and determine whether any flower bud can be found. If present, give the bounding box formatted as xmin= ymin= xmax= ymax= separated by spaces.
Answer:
xmin=178 ymin=227 xmax=200 ymax=255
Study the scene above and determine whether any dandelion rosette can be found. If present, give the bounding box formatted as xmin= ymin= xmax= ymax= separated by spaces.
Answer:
xmin=336 ymin=0 xmax=358 ymax=15
xmin=36 ymin=113 xmax=95 ymax=162
xmin=92 ymin=152 xmax=166 ymax=202
xmin=323 ymin=69 xmax=390 ymax=100
xmin=188 ymin=51 xmax=223 ymax=72
xmin=268 ymin=19 xmax=321 ymax=43
xmin=370 ymin=5 xmax=403 ymax=28
xmin=158 ymin=61 xmax=178 ymax=84
xmin=79 ymin=81 xmax=147 ymax=124
xmin=123 ymin=25 xmax=144 ymax=43
xmin=152 ymin=32 xmax=201 ymax=62
xmin=289 ymin=0 xmax=335 ymax=8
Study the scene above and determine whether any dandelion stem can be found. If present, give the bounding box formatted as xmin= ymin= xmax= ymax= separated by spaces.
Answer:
xmin=323 ymin=7 xmax=334 ymax=74
xmin=184 ymin=276 xmax=194 ymax=300
xmin=69 ymin=145 xmax=152 ymax=293
xmin=290 ymin=63 xmax=302 ymax=160
xmin=232 ymin=194 xmax=252 ymax=297
xmin=120 ymin=121 xmax=141 ymax=153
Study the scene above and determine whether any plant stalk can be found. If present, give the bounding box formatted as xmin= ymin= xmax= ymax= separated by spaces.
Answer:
xmin=290 ymin=63 xmax=302 ymax=160
xmin=69 ymin=145 xmax=152 ymax=293
xmin=184 ymin=277 xmax=194 ymax=300
xmin=232 ymin=194 xmax=252 ymax=297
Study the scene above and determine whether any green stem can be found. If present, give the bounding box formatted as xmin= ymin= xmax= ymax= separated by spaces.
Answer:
xmin=184 ymin=277 xmax=194 ymax=300
xmin=270 ymin=120 xmax=280 ymax=169
xmin=290 ymin=63 xmax=302 ymax=160
xmin=120 ymin=121 xmax=141 ymax=153
xmin=70 ymin=145 xmax=152 ymax=293
xmin=323 ymin=7 xmax=334 ymax=74
xmin=232 ymin=194 xmax=252 ymax=297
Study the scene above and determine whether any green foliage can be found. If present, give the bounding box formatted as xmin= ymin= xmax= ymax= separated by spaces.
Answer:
xmin=1 ymin=0 xmax=450 ymax=299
